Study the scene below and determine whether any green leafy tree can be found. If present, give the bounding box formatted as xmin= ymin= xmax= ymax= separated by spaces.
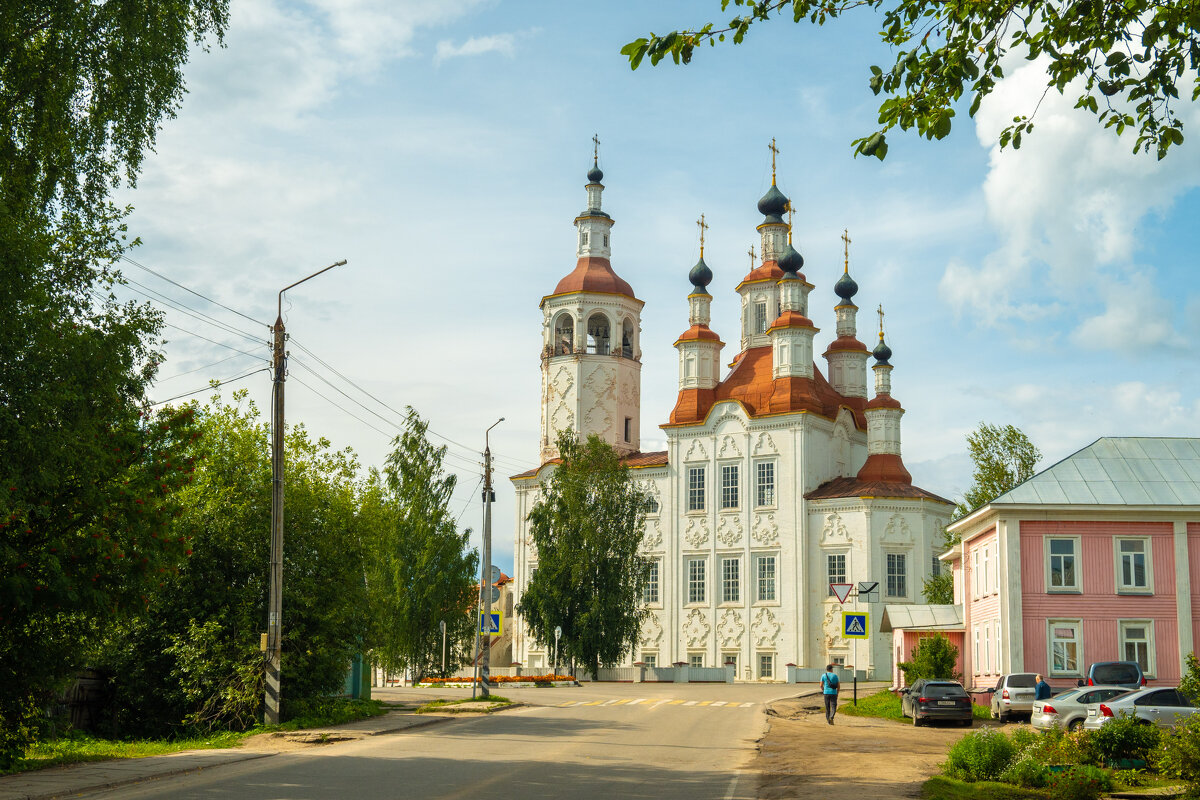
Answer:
xmin=517 ymin=431 xmax=651 ymax=678
xmin=1179 ymin=652 xmax=1200 ymax=703
xmin=956 ymin=422 xmax=1041 ymax=519
xmin=898 ymin=632 xmax=960 ymax=683
xmin=922 ymin=572 xmax=954 ymax=605
xmin=363 ymin=410 xmax=479 ymax=684
xmin=90 ymin=394 xmax=369 ymax=735
xmin=622 ymin=0 xmax=1195 ymax=160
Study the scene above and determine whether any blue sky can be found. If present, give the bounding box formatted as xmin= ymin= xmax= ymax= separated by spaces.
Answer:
xmin=115 ymin=0 xmax=1200 ymax=575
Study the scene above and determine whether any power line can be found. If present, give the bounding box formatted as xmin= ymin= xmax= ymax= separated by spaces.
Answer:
xmin=149 ymin=367 xmax=269 ymax=407
xmin=161 ymin=323 xmax=266 ymax=360
xmin=120 ymin=254 xmax=268 ymax=329
xmin=456 ymin=475 xmax=485 ymax=526
xmin=155 ymin=352 xmax=261 ymax=383
xmin=120 ymin=275 xmax=264 ymax=344
xmin=289 ymin=374 xmax=394 ymax=439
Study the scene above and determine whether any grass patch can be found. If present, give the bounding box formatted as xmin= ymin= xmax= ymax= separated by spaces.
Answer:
xmin=839 ymin=689 xmax=907 ymax=721
xmin=416 ymin=695 xmax=513 ymax=714
xmin=9 ymin=731 xmax=249 ymax=775
xmin=4 ymin=697 xmax=388 ymax=776
xmin=922 ymin=775 xmax=1046 ymax=800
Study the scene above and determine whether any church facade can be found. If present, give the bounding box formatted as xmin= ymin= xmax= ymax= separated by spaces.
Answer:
xmin=511 ymin=153 xmax=954 ymax=680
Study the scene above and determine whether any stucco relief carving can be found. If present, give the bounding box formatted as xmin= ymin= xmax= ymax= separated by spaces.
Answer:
xmin=820 ymin=512 xmax=850 ymax=545
xmin=684 ymin=517 xmax=710 ymax=549
xmin=585 ymin=405 xmax=613 ymax=436
xmin=884 ymin=513 xmax=913 ymax=543
xmin=551 ymin=366 xmax=574 ymax=398
xmin=716 ymin=515 xmax=743 ymax=548
xmin=641 ymin=613 xmax=663 ymax=647
xmin=584 ymin=366 xmax=616 ymax=401
xmin=752 ymin=513 xmax=779 ymax=546
xmin=718 ymin=435 xmax=743 ymax=459
xmin=717 ymin=609 xmax=745 ymax=649
xmin=752 ymin=432 xmax=778 ymax=456
xmin=684 ymin=609 xmax=710 ymax=647
xmin=684 ymin=440 xmax=708 ymax=462
xmin=752 ymin=607 xmax=781 ymax=647
xmin=551 ymin=402 xmax=574 ymax=432
xmin=642 ymin=518 xmax=663 ymax=550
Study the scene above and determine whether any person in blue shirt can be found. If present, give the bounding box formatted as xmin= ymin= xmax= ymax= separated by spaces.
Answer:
xmin=1035 ymin=674 xmax=1052 ymax=700
xmin=821 ymin=664 xmax=840 ymax=724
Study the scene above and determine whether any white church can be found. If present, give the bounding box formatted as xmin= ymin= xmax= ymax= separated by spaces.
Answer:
xmin=511 ymin=149 xmax=954 ymax=680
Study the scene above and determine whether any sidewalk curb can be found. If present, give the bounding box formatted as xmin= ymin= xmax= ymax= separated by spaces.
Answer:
xmin=0 ymin=751 xmax=273 ymax=800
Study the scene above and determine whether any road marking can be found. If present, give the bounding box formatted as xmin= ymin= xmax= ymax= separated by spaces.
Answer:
xmin=740 ymin=702 xmax=753 ymax=708
xmin=711 ymin=701 xmax=726 ymax=706
xmin=684 ymin=700 xmax=698 ymax=706
xmin=601 ymin=699 xmax=619 ymax=706
xmin=696 ymin=701 xmax=712 ymax=706
xmin=724 ymin=774 xmax=740 ymax=800
xmin=628 ymin=698 xmax=646 ymax=705
xmin=611 ymin=699 xmax=631 ymax=705
xmin=650 ymin=699 xmax=671 ymax=709
xmin=668 ymin=699 xmax=684 ymax=705
xmin=582 ymin=700 xmax=604 ymax=706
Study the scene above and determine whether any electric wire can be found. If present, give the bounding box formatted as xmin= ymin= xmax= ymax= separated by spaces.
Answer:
xmin=289 ymin=374 xmax=393 ymax=439
xmin=119 ymin=275 xmax=264 ymax=344
xmin=120 ymin=254 xmax=268 ymax=329
xmin=161 ymin=322 xmax=267 ymax=360
xmin=148 ymin=367 xmax=269 ymax=407
xmin=456 ymin=475 xmax=485 ymax=526
xmin=155 ymin=352 xmax=260 ymax=383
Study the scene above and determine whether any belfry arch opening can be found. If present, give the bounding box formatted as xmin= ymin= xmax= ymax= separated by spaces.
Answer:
xmin=587 ymin=313 xmax=610 ymax=355
xmin=553 ymin=312 xmax=574 ymax=355
xmin=621 ymin=318 xmax=635 ymax=358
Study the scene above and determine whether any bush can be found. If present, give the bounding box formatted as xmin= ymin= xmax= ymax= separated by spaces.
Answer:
xmin=898 ymin=633 xmax=961 ymax=683
xmin=1155 ymin=712 xmax=1200 ymax=785
xmin=943 ymin=728 xmax=1017 ymax=781
xmin=999 ymin=754 xmax=1050 ymax=788
xmin=1025 ymin=727 xmax=1095 ymax=767
xmin=1008 ymin=726 xmax=1039 ymax=753
xmin=1090 ymin=714 xmax=1160 ymax=764
xmin=1047 ymin=766 xmax=1110 ymax=800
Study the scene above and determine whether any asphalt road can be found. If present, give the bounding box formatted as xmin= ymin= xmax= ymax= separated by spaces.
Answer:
xmin=80 ymin=683 xmax=801 ymax=800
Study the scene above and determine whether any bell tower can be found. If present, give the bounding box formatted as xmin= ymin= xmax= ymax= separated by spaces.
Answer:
xmin=538 ymin=140 xmax=644 ymax=462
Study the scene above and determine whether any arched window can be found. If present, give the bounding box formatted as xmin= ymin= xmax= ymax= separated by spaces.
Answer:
xmin=554 ymin=312 xmax=574 ymax=355
xmin=621 ymin=319 xmax=634 ymax=358
xmin=587 ymin=313 xmax=610 ymax=355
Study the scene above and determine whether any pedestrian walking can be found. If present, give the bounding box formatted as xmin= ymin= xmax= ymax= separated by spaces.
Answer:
xmin=821 ymin=664 xmax=840 ymax=724
xmin=1035 ymin=673 xmax=1051 ymax=700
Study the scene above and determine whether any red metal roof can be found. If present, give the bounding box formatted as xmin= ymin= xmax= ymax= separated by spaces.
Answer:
xmin=550 ymin=257 xmax=636 ymax=299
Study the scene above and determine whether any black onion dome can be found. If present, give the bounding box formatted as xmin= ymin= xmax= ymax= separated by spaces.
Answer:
xmin=689 ymin=255 xmax=713 ymax=293
xmin=835 ymin=270 xmax=859 ymax=301
xmin=757 ymin=184 xmax=789 ymax=218
xmin=778 ymin=242 xmax=804 ymax=274
xmin=587 ymin=163 xmax=604 ymax=183
xmin=872 ymin=336 xmax=892 ymax=365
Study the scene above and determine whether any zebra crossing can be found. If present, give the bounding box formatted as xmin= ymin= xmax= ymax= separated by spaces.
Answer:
xmin=554 ymin=698 xmax=755 ymax=710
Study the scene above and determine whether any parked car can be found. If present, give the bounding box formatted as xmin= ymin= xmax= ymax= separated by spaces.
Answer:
xmin=1083 ymin=661 xmax=1147 ymax=690
xmin=989 ymin=673 xmax=1039 ymax=722
xmin=1082 ymin=686 xmax=1200 ymax=730
xmin=901 ymin=679 xmax=974 ymax=727
xmin=1031 ymin=686 xmax=1129 ymax=731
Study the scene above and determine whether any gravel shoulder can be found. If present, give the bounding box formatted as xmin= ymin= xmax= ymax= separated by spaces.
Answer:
xmin=755 ymin=694 xmax=979 ymax=800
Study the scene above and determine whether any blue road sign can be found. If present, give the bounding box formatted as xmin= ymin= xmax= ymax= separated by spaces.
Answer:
xmin=842 ymin=611 xmax=869 ymax=639
xmin=480 ymin=611 xmax=503 ymax=636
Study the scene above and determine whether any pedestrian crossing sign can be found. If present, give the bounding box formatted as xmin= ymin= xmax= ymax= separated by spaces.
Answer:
xmin=480 ymin=611 xmax=503 ymax=636
xmin=842 ymin=611 xmax=869 ymax=639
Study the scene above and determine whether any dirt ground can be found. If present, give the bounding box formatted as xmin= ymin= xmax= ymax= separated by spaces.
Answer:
xmin=754 ymin=694 xmax=982 ymax=799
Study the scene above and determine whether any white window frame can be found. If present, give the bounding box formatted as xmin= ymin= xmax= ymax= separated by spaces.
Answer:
xmin=721 ymin=556 xmax=741 ymax=604
xmin=720 ymin=463 xmax=739 ymax=510
xmin=1045 ymin=536 xmax=1082 ymax=593
xmin=689 ymin=652 xmax=704 ymax=668
xmin=971 ymin=549 xmax=980 ymax=599
xmin=1118 ymin=619 xmax=1156 ymax=677
xmin=1114 ymin=537 xmax=1154 ymax=594
xmin=755 ymin=460 xmax=776 ymax=508
xmin=984 ymin=624 xmax=992 ymax=674
xmin=686 ymin=557 xmax=707 ymax=605
xmin=687 ymin=467 xmax=706 ymax=512
xmin=973 ymin=626 xmax=980 ymax=675
xmin=826 ymin=552 xmax=847 ymax=596
xmin=982 ymin=545 xmax=990 ymax=596
xmin=722 ymin=652 xmax=738 ymax=671
xmin=755 ymin=554 xmax=778 ymax=603
xmin=1047 ymin=619 xmax=1083 ymax=677
xmin=754 ymin=301 xmax=768 ymax=334
xmin=642 ymin=652 xmax=657 ymax=668
xmin=643 ymin=557 xmax=660 ymax=606
xmin=994 ymin=619 xmax=1002 ymax=675
xmin=885 ymin=551 xmax=908 ymax=599
xmin=758 ymin=652 xmax=774 ymax=679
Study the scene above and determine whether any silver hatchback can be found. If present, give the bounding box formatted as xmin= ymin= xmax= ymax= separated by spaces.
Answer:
xmin=1083 ymin=686 xmax=1200 ymax=730
xmin=990 ymin=673 xmax=1039 ymax=722
xmin=1031 ymin=686 xmax=1128 ymax=731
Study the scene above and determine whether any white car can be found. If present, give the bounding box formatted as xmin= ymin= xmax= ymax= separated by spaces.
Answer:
xmin=1031 ymin=686 xmax=1128 ymax=731
xmin=1082 ymin=686 xmax=1200 ymax=730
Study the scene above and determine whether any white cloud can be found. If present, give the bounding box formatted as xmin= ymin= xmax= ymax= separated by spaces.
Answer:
xmin=940 ymin=56 xmax=1200 ymax=351
xmin=434 ymin=33 xmax=520 ymax=64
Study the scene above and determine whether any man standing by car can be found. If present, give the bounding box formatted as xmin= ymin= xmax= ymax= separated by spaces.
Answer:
xmin=1036 ymin=674 xmax=1052 ymax=701
xmin=821 ymin=665 xmax=840 ymax=724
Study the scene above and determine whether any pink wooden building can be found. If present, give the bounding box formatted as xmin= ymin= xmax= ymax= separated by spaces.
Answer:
xmin=944 ymin=437 xmax=1200 ymax=691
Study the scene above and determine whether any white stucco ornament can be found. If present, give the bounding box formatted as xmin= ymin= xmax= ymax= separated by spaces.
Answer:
xmin=717 ymin=609 xmax=746 ymax=648
xmin=752 ymin=607 xmax=781 ymax=647
xmin=821 ymin=512 xmax=850 ymax=544
xmin=684 ymin=609 xmax=711 ymax=647
xmin=641 ymin=613 xmax=663 ymax=647
xmin=752 ymin=513 xmax=779 ymax=546
xmin=717 ymin=515 xmax=743 ymax=547
xmin=684 ymin=517 xmax=710 ymax=549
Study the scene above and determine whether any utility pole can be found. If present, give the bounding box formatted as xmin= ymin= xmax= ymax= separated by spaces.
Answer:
xmin=264 ymin=259 xmax=346 ymax=726
xmin=479 ymin=417 xmax=504 ymax=698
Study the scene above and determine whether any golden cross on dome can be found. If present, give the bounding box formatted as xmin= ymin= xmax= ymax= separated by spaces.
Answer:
xmin=768 ymin=138 xmax=780 ymax=185
xmin=592 ymin=133 xmax=600 ymax=164
xmin=877 ymin=304 xmax=886 ymax=339
xmin=787 ymin=205 xmax=795 ymax=244
xmin=748 ymin=245 xmax=757 ymax=269
xmin=842 ymin=229 xmax=852 ymax=274
xmin=697 ymin=214 xmax=709 ymax=256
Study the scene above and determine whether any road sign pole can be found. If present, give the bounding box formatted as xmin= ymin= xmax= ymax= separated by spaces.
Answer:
xmin=853 ymin=638 xmax=858 ymax=706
